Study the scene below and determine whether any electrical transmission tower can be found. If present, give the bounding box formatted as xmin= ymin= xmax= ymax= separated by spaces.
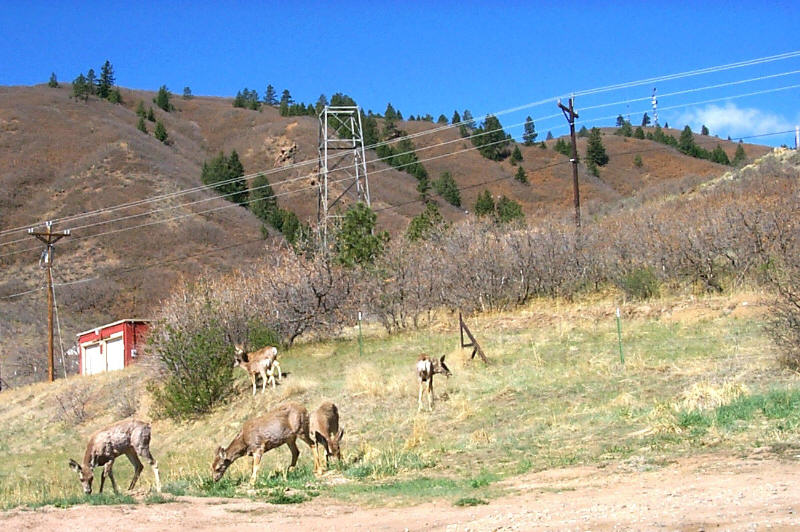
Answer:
xmin=316 ymin=105 xmax=371 ymax=249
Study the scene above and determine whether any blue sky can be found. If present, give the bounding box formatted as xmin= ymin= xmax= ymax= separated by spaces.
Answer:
xmin=2 ymin=1 xmax=799 ymax=146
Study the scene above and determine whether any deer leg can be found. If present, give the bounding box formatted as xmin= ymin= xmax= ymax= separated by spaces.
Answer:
xmin=136 ymin=442 xmax=161 ymax=493
xmin=260 ymin=368 xmax=267 ymax=394
xmin=105 ymin=461 xmax=119 ymax=494
xmin=250 ymin=452 xmax=262 ymax=485
xmin=428 ymin=378 xmax=434 ymax=411
xmin=285 ymin=438 xmax=300 ymax=480
xmin=418 ymin=380 xmax=424 ymax=411
xmin=274 ymin=361 xmax=282 ymax=382
xmin=126 ymin=451 xmax=144 ymax=491
xmin=250 ymin=374 xmax=257 ymax=395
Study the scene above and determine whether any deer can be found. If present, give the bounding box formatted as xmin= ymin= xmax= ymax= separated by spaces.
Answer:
xmin=416 ymin=354 xmax=452 ymax=411
xmin=68 ymin=419 xmax=161 ymax=495
xmin=234 ymin=343 xmax=282 ymax=394
xmin=309 ymin=401 xmax=344 ymax=474
xmin=211 ymin=401 xmax=314 ymax=484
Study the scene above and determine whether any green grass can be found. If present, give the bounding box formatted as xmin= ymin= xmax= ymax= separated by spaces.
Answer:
xmin=1 ymin=293 xmax=798 ymax=510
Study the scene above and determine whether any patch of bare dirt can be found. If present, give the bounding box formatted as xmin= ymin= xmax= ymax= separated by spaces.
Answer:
xmin=4 ymin=452 xmax=800 ymax=531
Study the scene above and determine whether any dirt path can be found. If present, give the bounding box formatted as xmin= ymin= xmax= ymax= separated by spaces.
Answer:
xmin=4 ymin=452 xmax=800 ymax=531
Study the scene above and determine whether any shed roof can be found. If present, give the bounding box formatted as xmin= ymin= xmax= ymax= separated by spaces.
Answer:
xmin=76 ymin=319 xmax=151 ymax=338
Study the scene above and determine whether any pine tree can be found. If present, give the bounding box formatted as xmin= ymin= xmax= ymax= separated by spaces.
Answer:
xmin=384 ymin=102 xmax=397 ymax=120
xmin=147 ymin=107 xmax=156 ymax=122
xmin=732 ymin=142 xmax=747 ymax=166
xmin=514 ymin=166 xmax=528 ymax=184
xmin=335 ymin=203 xmax=387 ymax=268
xmin=462 ymin=109 xmax=475 ymax=129
xmin=495 ymin=196 xmax=524 ymax=224
xmin=510 ymin=145 xmax=523 ymax=164
xmin=474 ymin=190 xmax=495 ymax=218
xmin=182 ymin=86 xmax=193 ymax=99
xmin=249 ymin=173 xmax=278 ymax=222
xmin=641 ymin=112 xmax=650 ymax=127
xmin=136 ymin=101 xmax=146 ymax=117
xmin=472 ymin=115 xmax=511 ymax=161
xmin=616 ymin=121 xmax=633 ymax=137
xmin=137 ymin=116 xmax=147 ymax=134
xmin=701 ymin=124 xmax=710 ymax=136
xmin=616 ymin=114 xmax=625 ymax=127
xmin=546 ymin=131 xmax=554 ymax=140
xmin=107 ymin=88 xmax=122 ymax=104
xmin=633 ymin=126 xmax=645 ymax=139
xmin=154 ymin=120 xmax=168 ymax=143
xmin=155 ymin=85 xmax=173 ymax=111
xmin=522 ymin=116 xmax=537 ymax=145
xmin=678 ymin=125 xmax=696 ymax=155
xmin=279 ymin=89 xmax=292 ymax=116
xmin=71 ymin=73 xmax=89 ymax=101
xmin=633 ymin=154 xmax=643 ymax=167
xmin=48 ymin=72 xmax=58 ymax=88
xmin=577 ymin=125 xmax=589 ymax=138
xmin=315 ymin=94 xmax=328 ymax=115
xmin=97 ymin=60 xmax=114 ymax=99
xmin=433 ymin=171 xmax=461 ymax=207
xmin=86 ymin=69 xmax=97 ymax=95
xmin=437 ymin=114 xmax=448 ymax=124
xmin=264 ymin=85 xmax=277 ymax=106
xmin=710 ymin=144 xmax=730 ymax=165
xmin=451 ymin=110 xmax=461 ymax=125
xmin=407 ymin=202 xmax=446 ymax=241
xmin=554 ymin=138 xmax=571 ymax=157
xmin=585 ymin=127 xmax=609 ymax=167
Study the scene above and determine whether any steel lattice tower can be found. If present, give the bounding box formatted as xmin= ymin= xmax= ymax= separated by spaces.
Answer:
xmin=317 ymin=105 xmax=370 ymax=247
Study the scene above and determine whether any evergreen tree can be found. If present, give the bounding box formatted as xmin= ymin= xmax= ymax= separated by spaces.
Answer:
xmin=474 ymin=190 xmax=495 ymax=218
xmin=437 ymin=114 xmax=448 ymax=124
xmin=641 ymin=112 xmax=650 ymax=127
xmin=384 ymin=102 xmax=397 ymax=120
xmin=147 ymin=107 xmax=156 ymax=122
xmin=633 ymin=154 xmax=643 ymax=167
xmin=664 ymin=121 xmax=669 ymax=129
xmin=472 ymin=114 xmax=511 ymax=161
xmin=48 ymin=72 xmax=58 ymax=88
xmin=615 ymin=121 xmax=633 ymax=137
xmin=616 ymin=114 xmax=625 ymax=127
xmin=539 ymin=141 xmax=547 ymax=149
xmin=451 ymin=110 xmax=461 ymax=125
xmin=546 ymin=131 xmax=554 ymax=140
xmin=585 ymin=127 xmax=609 ymax=168
xmin=495 ymin=195 xmax=524 ymax=224
xmin=155 ymin=85 xmax=173 ymax=111
xmin=633 ymin=126 xmax=645 ymax=139
xmin=701 ymin=124 xmax=710 ymax=136
xmin=335 ymin=202 xmax=387 ymax=268
xmin=554 ymin=137 xmax=571 ymax=157
xmin=182 ymin=86 xmax=193 ymax=99
xmin=416 ymin=175 xmax=431 ymax=203
xmin=154 ymin=120 xmax=168 ymax=143
xmin=577 ymin=125 xmax=588 ymax=138
xmin=522 ymin=116 xmax=537 ymax=145
xmin=108 ymin=88 xmax=122 ymax=104
xmin=510 ymin=145 xmax=523 ymax=164
xmin=201 ymin=152 xmax=248 ymax=205
xmin=732 ymin=142 xmax=747 ymax=166
xmin=678 ymin=125 xmax=696 ymax=155
xmin=264 ymin=84 xmax=277 ymax=106
xmin=86 ymin=69 xmax=97 ymax=95
xmin=97 ymin=60 xmax=114 ymax=99
xmin=362 ymin=114 xmax=380 ymax=146
xmin=71 ymin=73 xmax=89 ymax=101
xmin=136 ymin=101 xmax=146 ymax=117
xmin=249 ymin=173 xmax=278 ymax=222
xmin=137 ymin=116 xmax=147 ymax=134
xmin=315 ymin=94 xmax=328 ymax=115
xmin=514 ymin=166 xmax=528 ymax=184
xmin=462 ymin=109 xmax=475 ymax=129
xmin=433 ymin=171 xmax=461 ymax=207
xmin=407 ymin=202 xmax=446 ymax=241
xmin=279 ymin=89 xmax=292 ymax=116
xmin=710 ymin=144 xmax=730 ymax=165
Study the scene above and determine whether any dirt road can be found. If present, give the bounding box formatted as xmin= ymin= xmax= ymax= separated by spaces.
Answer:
xmin=3 ymin=452 xmax=799 ymax=531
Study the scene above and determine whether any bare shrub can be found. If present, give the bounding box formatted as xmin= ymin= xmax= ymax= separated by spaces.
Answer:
xmin=54 ymin=382 xmax=93 ymax=424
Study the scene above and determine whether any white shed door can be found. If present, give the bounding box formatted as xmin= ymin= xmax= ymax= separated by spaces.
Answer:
xmin=106 ymin=338 xmax=125 ymax=371
xmin=84 ymin=344 xmax=103 ymax=375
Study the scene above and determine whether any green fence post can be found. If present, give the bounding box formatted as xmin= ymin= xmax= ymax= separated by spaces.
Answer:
xmin=616 ymin=307 xmax=624 ymax=365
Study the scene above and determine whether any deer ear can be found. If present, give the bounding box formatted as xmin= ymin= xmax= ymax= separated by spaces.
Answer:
xmin=440 ymin=355 xmax=446 ymax=364
xmin=216 ymin=446 xmax=226 ymax=459
xmin=69 ymin=459 xmax=82 ymax=473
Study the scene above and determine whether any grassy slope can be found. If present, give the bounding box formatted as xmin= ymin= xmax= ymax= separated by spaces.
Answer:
xmin=2 ymin=291 xmax=799 ymax=509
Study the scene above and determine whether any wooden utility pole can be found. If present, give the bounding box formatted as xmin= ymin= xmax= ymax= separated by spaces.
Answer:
xmin=558 ymin=97 xmax=581 ymax=228
xmin=28 ymin=222 xmax=70 ymax=382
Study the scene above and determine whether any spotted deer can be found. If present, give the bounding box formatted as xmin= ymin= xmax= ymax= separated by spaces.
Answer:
xmin=310 ymin=401 xmax=344 ymax=474
xmin=68 ymin=419 xmax=161 ymax=495
xmin=416 ymin=354 xmax=452 ymax=411
xmin=211 ymin=401 xmax=314 ymax=483
xmin=234 ymin=343 xmax=282 ymax=394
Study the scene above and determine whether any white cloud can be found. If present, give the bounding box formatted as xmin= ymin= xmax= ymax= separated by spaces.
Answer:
xmin=674 ymin=102 xmax=791 ymax=139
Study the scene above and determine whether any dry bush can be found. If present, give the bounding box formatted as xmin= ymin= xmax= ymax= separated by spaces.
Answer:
xmin=53 ymin=382 xmax=93 ymax=425
xmin=678 ymin=381 xmax=749 ymax=411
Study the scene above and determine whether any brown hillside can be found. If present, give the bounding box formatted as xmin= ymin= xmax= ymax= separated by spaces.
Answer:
xmin=0 ymin=84 xmax=771 ymax=386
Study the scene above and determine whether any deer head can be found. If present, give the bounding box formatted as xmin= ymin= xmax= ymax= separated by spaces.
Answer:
xmin=68 ymin=458 xmax=94 ymax=494
xmin=326 ymin=428 xmax=344 ymax=460
xmin=211 ymin=446 xmax=232 ymax=482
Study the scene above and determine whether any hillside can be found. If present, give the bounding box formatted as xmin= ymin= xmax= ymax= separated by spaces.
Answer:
xmin=0 ymin=83 xmax=772 ymax=386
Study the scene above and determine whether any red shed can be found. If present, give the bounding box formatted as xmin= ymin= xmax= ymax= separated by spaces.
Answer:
xmin=76 ymin=319 xmax=150 ymax=376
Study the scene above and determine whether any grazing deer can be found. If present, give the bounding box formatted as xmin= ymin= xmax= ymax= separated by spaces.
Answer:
xmin=416 ymin=354 xmax=452 ymax=411
xmin=211 ymin=401 xmax=314 ymax=483
xmin=68 ymin=419 xmax=161 ymax=495
xmin=234 ymin=343 xmax=282 ymax=394
xmin=310 ymin=401 xmax=344 ymax=474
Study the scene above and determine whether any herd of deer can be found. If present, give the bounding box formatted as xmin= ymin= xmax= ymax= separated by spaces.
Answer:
xmin=68 ymin=344 xmax=451 ymax=495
